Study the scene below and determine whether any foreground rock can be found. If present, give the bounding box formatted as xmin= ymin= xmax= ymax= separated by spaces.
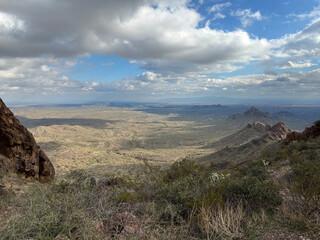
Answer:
xmin=0 ymin=98 xmax=55 ymax=182
xmin=285 ymin=122 xmax=320 ymax=145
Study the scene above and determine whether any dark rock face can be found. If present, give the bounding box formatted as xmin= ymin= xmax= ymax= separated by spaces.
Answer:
xmin=285 ymin=124 xmax=320 ymax=144
xmin=0 ymin=98 xmax=55 ymax=182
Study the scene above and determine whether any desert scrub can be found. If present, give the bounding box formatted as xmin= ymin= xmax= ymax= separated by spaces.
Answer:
xmin=0 ymin=160 xmax=283 ymax=239
xmin=0 ymin=171 xmax=138 ymax=239
xmin=206 ymin=162 xmax=282 ymax=212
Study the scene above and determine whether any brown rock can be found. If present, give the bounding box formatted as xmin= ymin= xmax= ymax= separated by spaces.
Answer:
xmin=0 ymin=98 xmax=55 ymax=182
xmin=284 ymin=123 xmax=320 ymax=145
xmin=267 ymin=122 xmax=292 ymax=141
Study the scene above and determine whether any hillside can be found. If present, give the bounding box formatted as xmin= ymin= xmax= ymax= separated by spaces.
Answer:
xmin=204 ymin=121 xmax=271 ymax=151
xmin=1 ymin=118 xmax=320 ymax=239
xmin=199 ymin=122 xmax=292 ymax=168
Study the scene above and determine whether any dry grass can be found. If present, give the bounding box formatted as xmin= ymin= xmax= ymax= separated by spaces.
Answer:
xmin=198 ymin=202 xmax=245 ymax=239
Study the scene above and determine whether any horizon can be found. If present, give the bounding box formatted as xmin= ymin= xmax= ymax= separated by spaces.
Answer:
xmin=1 ymin=0 xmax=320 ymax=104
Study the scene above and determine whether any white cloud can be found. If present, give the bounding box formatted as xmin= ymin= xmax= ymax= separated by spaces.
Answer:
xmin=290 ymin=5 xmax=320 ymax=20
xmin=213 ymin=12 xmax=226 ymax=20
xmin=0 ymin=0 xmax=319 ymax=102
xmin=278 ymin=60 xmax=316 ymax=69
xmin=209 ymin=2 xmax=232 ymax=13
xmin=0 ymin=11 xmax=24 ymax=32
xmin=231 ymin=9 xmax=262 ymax=27
xmin=0 ymin=1 xmax=271 ymax=76
xmin=272 ymin=18 xmax=320 ymax=59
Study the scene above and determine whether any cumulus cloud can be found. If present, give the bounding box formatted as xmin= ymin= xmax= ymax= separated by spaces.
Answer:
xmin=0 ymin=57 xmax=97 ymax=95
xmin=0 ymin=0 xmax=271 ymax=76
xmin=274 ymin=19 xmax=320 ymax=59
xmin=0 ymin=0 xmax=319 ymax=102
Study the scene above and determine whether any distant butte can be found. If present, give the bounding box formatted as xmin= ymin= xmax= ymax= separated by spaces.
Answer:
xmin=0 ymin=98 xmax=55 ymax=182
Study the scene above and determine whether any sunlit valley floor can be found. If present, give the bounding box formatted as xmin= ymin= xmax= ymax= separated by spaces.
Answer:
xmin=12 ymin=104 xmax=319 ymax=177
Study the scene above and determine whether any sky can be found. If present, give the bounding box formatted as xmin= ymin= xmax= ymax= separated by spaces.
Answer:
xmin=1 ymin=0 xmax=320 ymax=104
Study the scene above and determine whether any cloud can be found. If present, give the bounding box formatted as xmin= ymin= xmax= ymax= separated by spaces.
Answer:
xmin=0 ymin=0 xmax=271 ymax=76
xmin=0 ymin=0 xmax=319 ymax=103
xmin=213 ymin=12 xmax=226 ymax=20
xmin=289 ymin=5 xmax=320 ymax=20
xmin=278 ymin=60 xmax=316 ymax=69
xmin=209 ymin=2 xmax=232 ymax=13
xmin=274 ymin=19 xmax=320 ymax=59
xmin=231 ymin=9 xmax=262 ymax=27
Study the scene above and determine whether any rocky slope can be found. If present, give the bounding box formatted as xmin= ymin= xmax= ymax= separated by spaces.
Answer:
xmin=199 ymin=121 xmax=292 ymax=168
xmin=205 ymin=121 xmax=272 ymax=151
xmin=0 ymin=99 xmax=55 ymax=182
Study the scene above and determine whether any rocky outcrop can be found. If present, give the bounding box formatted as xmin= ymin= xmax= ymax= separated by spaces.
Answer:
xmin=0 ymin=98 xmax=55 ymax=182
xmin=247 ymin=121 xmax=272 ymax=132
xmin=267 ymin=122 xmax=292 ymax=141
xmin=285 ymin=124 xmax=320 ymax=144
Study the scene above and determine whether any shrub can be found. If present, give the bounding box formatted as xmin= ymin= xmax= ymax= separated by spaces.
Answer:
xmin=314 ymin=120 xmax=320 ymax=127
xmin=209 ymin=163 xmax=281 ymax=211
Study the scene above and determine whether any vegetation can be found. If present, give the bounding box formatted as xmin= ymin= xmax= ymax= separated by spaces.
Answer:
xmin=1 ymin=107 xmax=319 ymax=239
xmin=0 ymin=158 xmax=283 ymax=239
xmin=2 ymin=130 xmax=320 ymax=239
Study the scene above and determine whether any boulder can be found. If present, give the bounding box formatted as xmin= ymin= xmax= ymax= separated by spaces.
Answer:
xmin=0 ymin=98 xmax=55 ymax=182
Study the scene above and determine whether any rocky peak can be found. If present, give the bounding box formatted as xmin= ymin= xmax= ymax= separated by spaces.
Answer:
xmin=244 ymin=107 xmax=271 ymax=118
xmin=267 ymin=122 xmax=292 ymax=141
xmin=0 ymin=98 xmax=55 ymax=182
xmin=228 ymin=107 xmax=279 ymax=125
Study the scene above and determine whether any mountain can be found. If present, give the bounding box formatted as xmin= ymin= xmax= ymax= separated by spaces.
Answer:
xmin=0 ymin=98 xmax=55 ymax=182
xmin=198 ymin=121 xmax=292 ymax=168
xmin=227 ymin=107 xmax=279 ymax=129
xmin=204 ymin=121 xmax=271 ymax=151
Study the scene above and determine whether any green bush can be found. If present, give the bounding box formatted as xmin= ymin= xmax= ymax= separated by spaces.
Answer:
xmin=163 ymin=158 xmax=209 ymax=183
xmin=209 ymin=162 xmax=281 ymax=211
xmin=314 ymin=120 xmax=320 ymax=127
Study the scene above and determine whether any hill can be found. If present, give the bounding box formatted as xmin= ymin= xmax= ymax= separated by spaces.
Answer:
xmin=204 ymin=121 xmax=271 ymax=151
xmin=199 ymin=122 xmax=292 ymax=168
xmin=227 ymin=106 xmax=280 ymax=129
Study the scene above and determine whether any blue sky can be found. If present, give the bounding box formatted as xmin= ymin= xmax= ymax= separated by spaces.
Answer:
xmin=0 ymin=0 xmax=320 ymax=104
